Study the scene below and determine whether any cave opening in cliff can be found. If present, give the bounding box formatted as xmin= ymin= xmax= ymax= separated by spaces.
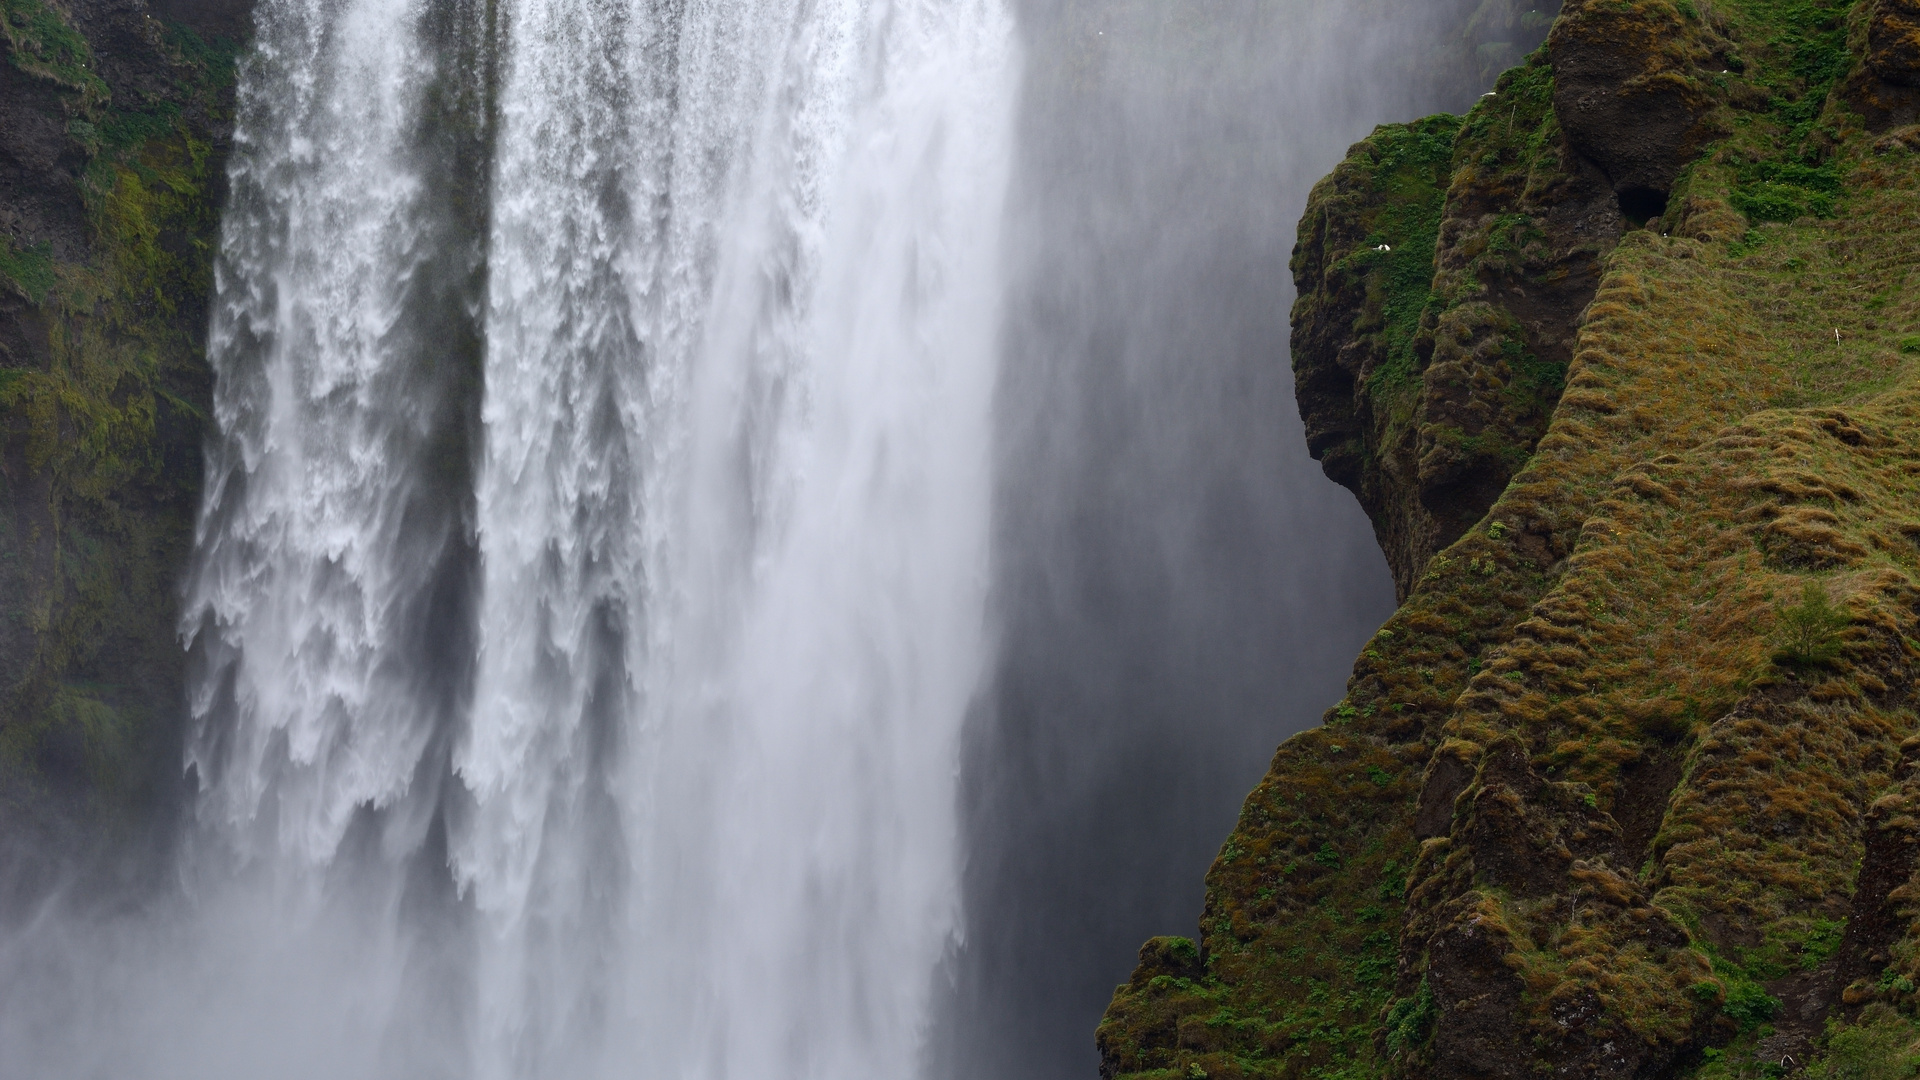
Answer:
xmin=1618 ymin=184 xmax=1670 ymax=226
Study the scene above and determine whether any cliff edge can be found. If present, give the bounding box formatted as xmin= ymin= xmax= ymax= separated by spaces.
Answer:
xmin=1100 ymin=0 xmax=1920 ymax=1076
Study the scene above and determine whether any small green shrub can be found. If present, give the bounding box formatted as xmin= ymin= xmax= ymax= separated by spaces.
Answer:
xmin=1773 ymin=581 xmax=1849 ymax=666
xmin=1384 ymin=979 xmax=1437 ymax=1054
xmin=1378 ymin=859 xmax=1406 ymax=901
xmin=1898 ymin=335 xmax=1920 ymax=355
xmin=1802 ymin=918 xmax=1846 ymax=969
xmin=1725 ymin=980 xmax=1783 ymax=1029
xmin=1807 ymin=1010 xmax=1920 ymax=1080
xmin=1352 ymin=951 xmax=1394 ymax=985
xmin=1729 ymin=229 xmax=1771 ymax=257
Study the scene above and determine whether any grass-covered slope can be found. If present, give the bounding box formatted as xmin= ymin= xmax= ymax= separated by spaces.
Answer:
xmin=0 ymin=0 xmax=236 ymax=867
xmin=1099 ymin=0 xmax=1920 ymax=1076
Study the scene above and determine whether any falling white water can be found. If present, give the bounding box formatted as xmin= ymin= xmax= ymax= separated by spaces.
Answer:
xmin=155 ymin=0 xmax=1011 ymax=1071
xmin=181 ymin=0 xmax=488 ymax=874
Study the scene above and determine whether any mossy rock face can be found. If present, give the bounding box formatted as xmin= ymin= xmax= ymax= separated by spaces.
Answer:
xmin=1548 ymin=0 xmax=1724 ymax=194
xmin=1293 ymin=51 xmax=1621 ymax=600
xmin=1104 ymin=0 xmax=1920 ymax=1076
xmin=0 ymin=0 xmax=237 ymax=873
xmin=1290 ymin=113 xmax=1460 ymax=505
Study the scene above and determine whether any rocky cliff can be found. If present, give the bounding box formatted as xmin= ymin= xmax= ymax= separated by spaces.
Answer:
xmin=0 ymin=0 xmax=238 ymax=886
xmin=1100 ymin=0 xmax=1920 ymax=1076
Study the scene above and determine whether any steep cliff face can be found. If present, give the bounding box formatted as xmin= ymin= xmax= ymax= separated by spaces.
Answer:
xmin=0 ymin=0 xmax=237 ymax=879
xmin=1101 ymin=0 xmax=1920 ymax=1076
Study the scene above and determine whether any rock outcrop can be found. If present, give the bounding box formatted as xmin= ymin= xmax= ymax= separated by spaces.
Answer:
xmin=1291 ymin=47 xmax=1624 ymax=599
xmin=1846 ymin=0 xmax=1920 ymax=131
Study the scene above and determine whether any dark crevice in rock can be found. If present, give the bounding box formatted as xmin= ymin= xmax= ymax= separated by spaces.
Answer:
xmin=1414 ymin=752 xmax=1473 ymax=840
xmin=1828 ymin=739 xmax=1920 ymax=1017
xmin=1616 ymin=184 xmax=1670 ymax=225
xmin=1610 ymin=747 xmax=1683 ymax=872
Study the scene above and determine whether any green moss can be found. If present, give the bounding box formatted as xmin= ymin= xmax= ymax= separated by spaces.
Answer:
xmin=1349 ymin=115 xmax=1462 ymax=397
xmin=161 ymin=22 xmax=238 ymax=91
xmin=0 ymin=235 xmax=55 ymax=303
xmin=1732 ymin=157 xmax=1844 ymax=221
xmin=1 ymin=0 xmax=108 ymax=106
xmin=1721 ymin=974 xmax=1784 ymax=1031
xmin=1382 ymin=977 xmax=1436 ymax=1055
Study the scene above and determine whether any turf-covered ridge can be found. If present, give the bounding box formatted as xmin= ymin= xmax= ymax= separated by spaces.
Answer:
xmin=1100 ymin=0 xmax=1920 ymax=1075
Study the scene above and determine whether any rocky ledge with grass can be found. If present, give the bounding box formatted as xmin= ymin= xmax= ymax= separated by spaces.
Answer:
xmin=1100 ymin=0 xmax=1920 ymax=1076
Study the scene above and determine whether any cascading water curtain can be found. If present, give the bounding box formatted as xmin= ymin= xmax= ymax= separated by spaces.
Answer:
xmin=180 ymin=0 xmax=1015 ymax=1071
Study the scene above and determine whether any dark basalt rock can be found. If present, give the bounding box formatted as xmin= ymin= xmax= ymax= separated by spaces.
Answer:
xmin=1828 ymin=739 xmax=1920 ymax=1015
xmin=1413 ymin=751 xmax=1473 ymax=840
xmin=1547 ymin=0 xmax=1720 ymax=197
xmin=1129 ymin=936 xmax=1207 ymax=985
xmin=1422 ymin=900 xmax=1529 ymax=1079
xmin=1410 ymin=741 xmax=1699 ymax=1078
xmin=1846 ymin=0 xmax=1920 ymax=130
xmin=1455 ymin=740 xmax=1619 ymax=898
xmin=0 ymin=52 xmax=91 ymax=273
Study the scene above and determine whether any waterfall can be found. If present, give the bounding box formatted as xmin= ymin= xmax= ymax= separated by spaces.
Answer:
xmin=163 ymin=0 xmax=1015 ymax=1070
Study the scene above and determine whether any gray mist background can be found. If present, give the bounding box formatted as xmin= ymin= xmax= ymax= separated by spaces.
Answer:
xmin=939 ymin=2 xmax=1522 ymax=1076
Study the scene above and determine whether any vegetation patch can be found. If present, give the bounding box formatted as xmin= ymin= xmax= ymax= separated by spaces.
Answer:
xmin=1806 ymin=1009 xmax=1920 ymax=1079
xmin=1773 ymin=579 xmax=1851 ymax=665
xmin=1 ymin=0 xmax=108 ymax=105
xmin=0 ymin=236 xmax=55 ymax=303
